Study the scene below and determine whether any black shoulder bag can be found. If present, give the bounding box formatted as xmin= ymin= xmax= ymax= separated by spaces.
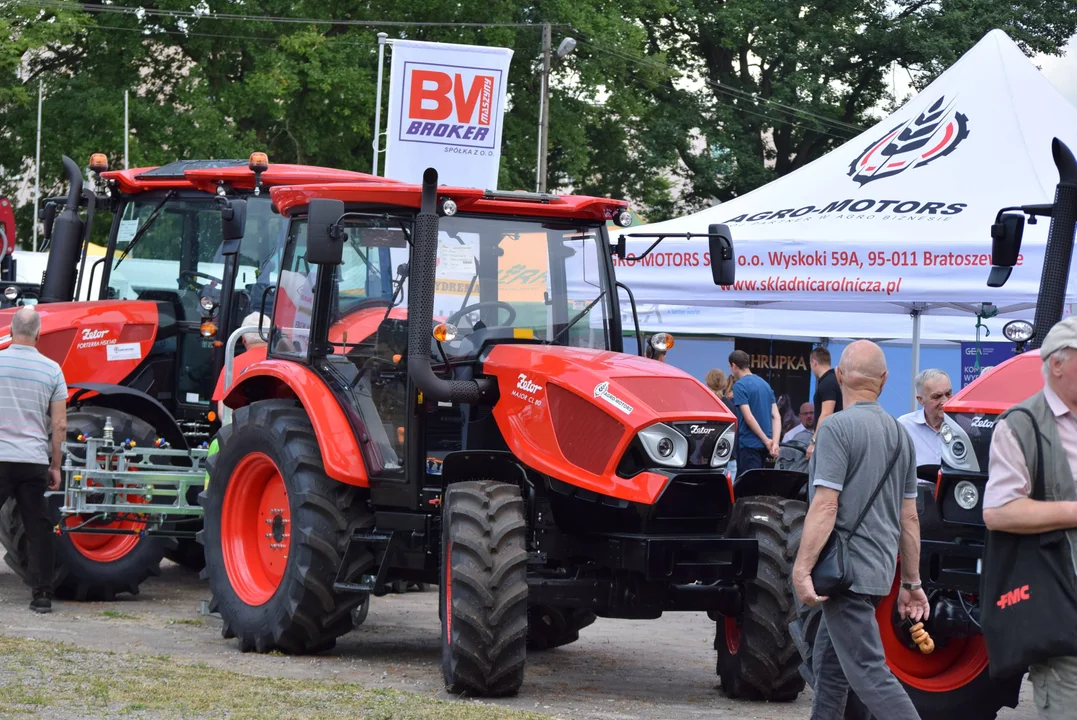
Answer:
xmin=811 ymin=417 xmax=905 ymax=597
xmin=980 ymin=407 xmax=1077 ymax=679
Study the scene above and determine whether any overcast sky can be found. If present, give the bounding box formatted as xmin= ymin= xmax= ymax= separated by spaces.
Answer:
xmin=1039 ymin=35 xmax=1077 ymax=105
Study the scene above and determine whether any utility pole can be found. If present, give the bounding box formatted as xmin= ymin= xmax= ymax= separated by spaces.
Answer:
xmin=536 ymin=23 xmax=552 ymax=194
xmin=32 ymin=80 xmax=43 ymax=253
xmin=124 ymin=89 xmax=130 ymax=169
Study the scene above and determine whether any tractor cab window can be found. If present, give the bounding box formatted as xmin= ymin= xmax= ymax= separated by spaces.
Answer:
xmin=433 ymin=216 xmax=612 ymax=359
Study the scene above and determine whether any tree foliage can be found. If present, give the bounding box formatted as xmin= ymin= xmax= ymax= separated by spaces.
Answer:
xmin=1 ymin=0 xmax=1075 ymax=245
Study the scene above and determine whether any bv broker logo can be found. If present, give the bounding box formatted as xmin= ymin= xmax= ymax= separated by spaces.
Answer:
xmin=399 ymin=63 xmax=503 ymax=150
xmin=848 ymin=95 xmax=969 ymax=186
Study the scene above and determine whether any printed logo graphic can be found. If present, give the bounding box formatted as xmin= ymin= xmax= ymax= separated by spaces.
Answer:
xmin=516 ymin=374 xmax=543 ymax=394
xmin=848 ymin=96 xmax=969 ymax=186
xmin=398 ymin=62 xmax=503 ymax=150
xmin=689 ymin=425 xmax=716 ymax=435
xmin=996 ymin=584 xmax=1030 ymax=609
xmin=594 ymin=382 xmax=633 ymax=415
xmin=971 ymin=416 xmax=996 ymax=429
xmin=81 ymin=328 xmax=109 ymax=341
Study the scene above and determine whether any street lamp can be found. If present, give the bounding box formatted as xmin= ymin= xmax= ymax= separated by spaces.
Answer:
xmin=536 ymin=26 xmax=576 ymax=193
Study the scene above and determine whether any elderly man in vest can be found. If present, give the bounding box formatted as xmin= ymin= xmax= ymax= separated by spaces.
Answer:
xmin=984 ymin=316 xmax=1077 ymax=719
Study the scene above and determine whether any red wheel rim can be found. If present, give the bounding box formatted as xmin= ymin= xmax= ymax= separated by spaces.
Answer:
xmin=877 ymin=569 xmax=987 ymax=692
xmin=724 ymin=617 xmax=741 ymax=655
xmin=66 ymin=462 xmax=145 ymax=562
xmin=444 ymin=538 xmax=453 ymax=640
xmin=221 ymin=452 xmax=291 ymax=606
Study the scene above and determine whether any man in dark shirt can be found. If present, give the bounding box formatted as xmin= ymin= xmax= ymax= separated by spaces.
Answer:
xmin=729 ymin=350 xmax=781 ymax=477
xmin=808 ymin=345 xmax=843 ymax=459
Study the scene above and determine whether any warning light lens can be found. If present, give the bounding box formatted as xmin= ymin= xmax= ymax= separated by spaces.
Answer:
xmin=649 ymin=332 xmax=675 ymax=353
xmin=249 ymin=152 xmax=269 ymax=173
xmin=200 ymin=321 xmax=218 ymax=338
xmin=432 ymin=323 xmax=458 ymax=343
xmin=207 ymin=411 xmax=218 ymax=423
xmin=89 ymin=153 xmax=109 ymax=173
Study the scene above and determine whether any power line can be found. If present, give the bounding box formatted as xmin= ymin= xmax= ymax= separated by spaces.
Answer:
xmin=575 ymin=39 xmax=864 ymax=137
xmin=14 ymin=0 xmax=562 ymax=28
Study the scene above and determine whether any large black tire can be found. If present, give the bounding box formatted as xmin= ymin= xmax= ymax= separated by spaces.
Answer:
xmin=440 ymin=481 xmax=528 ymax=697
xmin=0 ymin=408 xmax=167 ymax=601
xmin=715 ymin=496 xmax=806 ymax=701
xmin=164 ymin=538 xmax=206 ymax=571
xmin=199 ymin=400 xmax=369 ymax=654
xmin=527 ymin=606 xmax=596 ymax=651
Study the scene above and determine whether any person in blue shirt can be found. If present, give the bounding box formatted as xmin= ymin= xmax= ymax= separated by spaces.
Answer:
xmin=729 ymin=349 xmax=781 ymax=478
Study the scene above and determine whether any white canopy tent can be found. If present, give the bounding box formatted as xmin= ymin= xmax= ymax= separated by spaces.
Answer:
xmin=608 ymin=29 xmax=1077 ymax=393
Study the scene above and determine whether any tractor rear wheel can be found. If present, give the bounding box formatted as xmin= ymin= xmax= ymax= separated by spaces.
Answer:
xmin=0 ymin=408 xmax=167 ymax=600
xmin=440 ymin=481 xmax=528 ymax=696
xmin=200 ymin=400 xmax=369 ymax=654
xmin=715 ymin=496 xmax=805 ymax=702
xmin=527 ymin=606 xmax=596 ymax=651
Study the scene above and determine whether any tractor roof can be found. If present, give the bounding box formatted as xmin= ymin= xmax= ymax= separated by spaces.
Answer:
xmin=270 ymin=183 xmax=629 ymax=223
xmin=101 ymin=161 xmax=379 ymax=195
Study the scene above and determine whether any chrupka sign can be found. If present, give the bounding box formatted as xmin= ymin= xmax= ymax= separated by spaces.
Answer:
xmin=385 ymin=40 xmax=513 ymax=190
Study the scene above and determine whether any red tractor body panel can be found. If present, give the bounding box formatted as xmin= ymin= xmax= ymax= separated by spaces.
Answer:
xmin=0 ymin=300 xmax=159 ymax=394
xmin=482 ymin=344 xmax=735 ymax=505
xmin=271 ymin=183 xmax=628 ymax=222
xmin=0 ymin=196 xmax=14 ymax=256
xmin=944 ymin=350 xmax=1042 ymax=416
xmin=102 ymin=164 xmax=380 ymax=195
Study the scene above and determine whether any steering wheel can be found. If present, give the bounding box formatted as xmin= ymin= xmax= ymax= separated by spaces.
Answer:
xmin=179 ymin=270 xmax=224 ymax=291
xmin=446 ymin=301 xmax=517 ymax=328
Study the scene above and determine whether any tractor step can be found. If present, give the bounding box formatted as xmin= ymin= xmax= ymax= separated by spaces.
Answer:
xmin=332 ymin=530 xmax=402 ymax=594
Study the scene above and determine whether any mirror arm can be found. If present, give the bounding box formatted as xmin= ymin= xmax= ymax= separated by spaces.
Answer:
xmin=618 ymin=232 xmax=724 ymax=261
xmin=616 ymin=281 xmax=644 ymax=356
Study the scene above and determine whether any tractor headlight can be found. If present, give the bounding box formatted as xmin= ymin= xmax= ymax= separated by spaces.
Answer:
xmin=710 ymin=424 xmax=735 ymax=468
xmin=940 ymin=414 xmax=980 ymax=472
xmin=954 ymin=480 xmax=980 ymax=510
xmin=638 ymin=423 xmax=688 ymax=468
xmin=3 ymin=286 xmax=17 ymax=301
xmin=614 ymin=209 xmax=633 ymax=227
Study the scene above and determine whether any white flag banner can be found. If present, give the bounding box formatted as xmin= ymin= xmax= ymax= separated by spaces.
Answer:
xmin=384 ymin=39 xmax=513 ymax=189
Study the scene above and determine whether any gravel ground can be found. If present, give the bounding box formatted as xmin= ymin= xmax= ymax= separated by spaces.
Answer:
xmin=0 ymin=561 xmax=1039 ymax=719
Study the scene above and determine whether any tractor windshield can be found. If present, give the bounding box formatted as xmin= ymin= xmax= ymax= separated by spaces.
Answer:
xmin=433 ymin=215 xmax=612 ymax=358
xmin=104 ymin=194 xmax=285 ymax=307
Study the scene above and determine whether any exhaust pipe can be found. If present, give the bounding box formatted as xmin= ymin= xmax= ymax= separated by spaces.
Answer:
xmin=40 ymin=156 xmax=85 ymax=303
xmin=1030 ymin=138 xmax=1077 ymax=349
xmin=406 ymin=168 xmax=496 ymax=404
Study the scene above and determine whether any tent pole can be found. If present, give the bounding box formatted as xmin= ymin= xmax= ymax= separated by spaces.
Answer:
xmin=911 ymin=308 xmax=921 ymax=412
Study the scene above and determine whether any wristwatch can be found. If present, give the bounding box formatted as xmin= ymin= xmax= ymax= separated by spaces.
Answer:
xmin=901 ymin=581 xmax=922 ymax=591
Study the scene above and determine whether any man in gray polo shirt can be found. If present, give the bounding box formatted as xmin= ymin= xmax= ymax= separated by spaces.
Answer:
xmin=791 ymin=340 xmax=929 ymax=719
xmin=0 ymin=306 xmax=67 ymax=613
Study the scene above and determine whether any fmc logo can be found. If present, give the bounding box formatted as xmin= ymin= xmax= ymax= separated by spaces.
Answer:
xmin=848 ymin=96 xmax=969 ymax=186
xmin=399 ymin=63 xmax=501 ymax=149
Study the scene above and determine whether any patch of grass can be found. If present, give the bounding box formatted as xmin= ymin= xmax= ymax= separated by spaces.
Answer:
xmin=0 ymin=635 xmax=551 ymax=720
xmin=100 ymin=610 xmax=137 ymax=620
xmin=167 ymin=618 xmax=205 ymax=627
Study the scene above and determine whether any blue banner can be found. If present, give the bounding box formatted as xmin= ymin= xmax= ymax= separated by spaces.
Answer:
xmin=960 ymin=342 xmax=1018 ymax=388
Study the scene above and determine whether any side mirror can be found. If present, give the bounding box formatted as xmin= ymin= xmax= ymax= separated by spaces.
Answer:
xmin=988 ymin=212 xmax=1024 ymax=288
xmin=41 ymin=202 xmax=58 ymax=241
xmin=707 ymin=223 xmax=736 ymax=286
xmin=219 ymin=198 xmax=247 ymax=248
xmin=305 ymin=198 xmax=346 ymax=266
xmin=613 ymin=235 xmax=626 ymax=259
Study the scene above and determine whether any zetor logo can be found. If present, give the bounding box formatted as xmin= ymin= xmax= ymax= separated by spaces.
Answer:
xmin=689 ymin=425 xmax=716 ymax=435
xmin=848 ymin=95 xmax=969 ymax=186
xmin=971 ymin=416 xmax=996 ymax=429
xmin=81 ymin=328 xmax=109 ymax=341
xmin=996 ymin=584 xmax=1030 ymax=609
xmin=516 ymin=374 xmax=543 ymax=394
xmin=404 ymin=65 xmax=498 ymax=147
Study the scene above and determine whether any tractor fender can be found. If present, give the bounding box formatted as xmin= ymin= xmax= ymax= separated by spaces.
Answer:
xmin=440 ymin=450 xmax=529 ymax=489
xmin=69 ymin=382 xmax=188 ymax=451
xmin=732 ymin=468 xmax=808 ymax=502
xmin=223 ymin=360 xmax=368 ymax=487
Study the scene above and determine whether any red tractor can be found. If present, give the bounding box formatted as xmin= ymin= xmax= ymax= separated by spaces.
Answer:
xmin=0 ymin=153 xmax=374 ymax=600
xmin=196 ymin=169 xmax=811 ymax=697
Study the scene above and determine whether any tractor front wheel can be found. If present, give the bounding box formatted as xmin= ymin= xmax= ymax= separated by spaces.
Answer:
xmin=200 ymin=400 xmax=368 ymax=654
xmin=716 ymin=496 xmax=805 ymax=702
xmin=440 ymin=481 xmax=528 ymax=696
xmin=0 ymin=408 xmax=167 ymax=600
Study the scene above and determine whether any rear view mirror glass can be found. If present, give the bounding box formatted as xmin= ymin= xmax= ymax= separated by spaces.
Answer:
xmin=220 ymin=198 xmax=247 ymax=246
xmin=708 ymin=223 xmax=735 ymax=287
xmin=305 ymin=199 xmax=346 ymax=266
xmin=41 ymin=202 xmax=58 ymax=241
xmin=988 ymin=212 xmax=1024 ymax=288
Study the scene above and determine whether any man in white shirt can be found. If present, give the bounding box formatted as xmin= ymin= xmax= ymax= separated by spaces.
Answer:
xmin=784 ymin=402 xmax=815 ymax=443
xmin=897 ymin=369 xmax=953 ymax=466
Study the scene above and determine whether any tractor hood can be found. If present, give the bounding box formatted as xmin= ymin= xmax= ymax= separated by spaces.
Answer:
xmin=0 ymin=300 xmax=161 ymax=394
xmin=482 ymin=344 xmax=735 ymax=505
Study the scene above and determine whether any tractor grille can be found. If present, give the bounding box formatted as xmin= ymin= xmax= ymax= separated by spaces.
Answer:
xmin=614 ymin=377 xmax=720 ymax=413
xmin=548 ymin=383 xmax=625 ymax=476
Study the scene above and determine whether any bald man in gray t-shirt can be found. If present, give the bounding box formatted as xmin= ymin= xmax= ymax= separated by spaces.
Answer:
xmin=791 ymin=340 xmax=927 ymax=720
xmin=0 ymin=306 xmax=67 ymax=613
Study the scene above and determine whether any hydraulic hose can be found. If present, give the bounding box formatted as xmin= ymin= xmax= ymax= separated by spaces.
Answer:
xmin=1030 ymin=138 xmax=1077 ymax=349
